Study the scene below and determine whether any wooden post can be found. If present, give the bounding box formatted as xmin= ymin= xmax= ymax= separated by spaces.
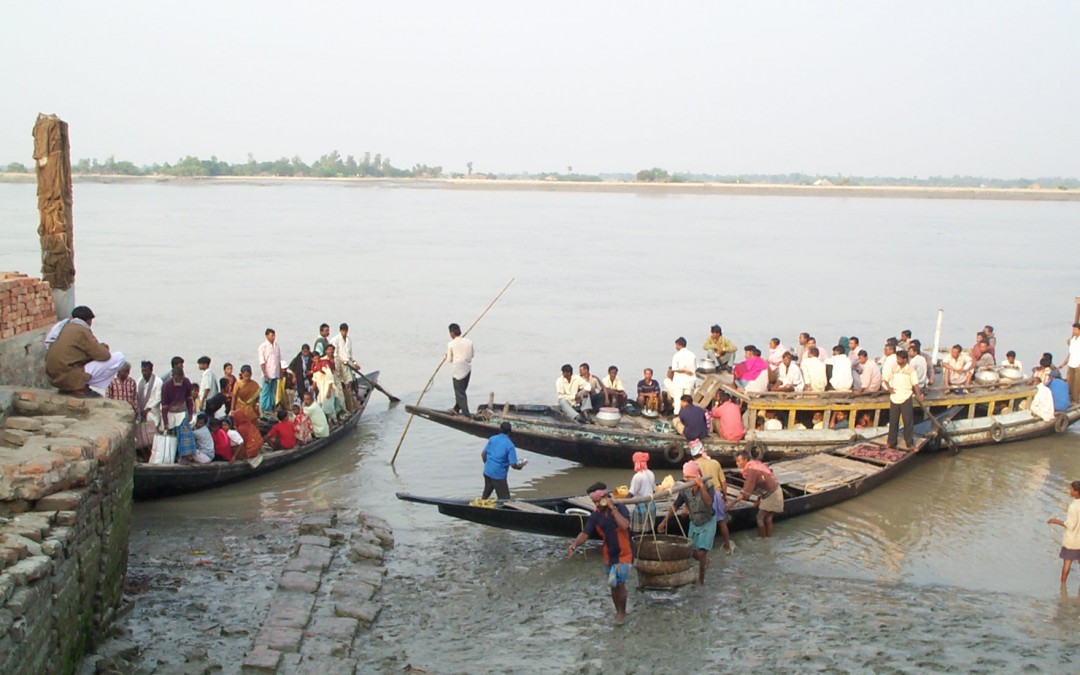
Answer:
xmin=1073 ymin=296 xmax=1080 ymax=325
xmin=32 ymin=114 xmax=76 ymax=319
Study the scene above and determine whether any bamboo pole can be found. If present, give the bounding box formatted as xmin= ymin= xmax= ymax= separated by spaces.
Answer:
xmin=931 ymin=309 xmax=944 ymax=365
xmin=390 ymin=278 xmax=515 ymax=465
xmin=1073 ymin=296 xmax=1080 ymax=325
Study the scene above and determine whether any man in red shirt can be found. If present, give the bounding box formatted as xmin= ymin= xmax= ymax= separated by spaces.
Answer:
xmin=266 ymin=409 xmax=297 ymax=450
xmin=566 ymin=482 xmax=633 ymax=624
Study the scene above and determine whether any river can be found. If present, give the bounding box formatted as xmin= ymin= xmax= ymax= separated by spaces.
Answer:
xmin=1 ymin=180 xmax=1079 ymax=671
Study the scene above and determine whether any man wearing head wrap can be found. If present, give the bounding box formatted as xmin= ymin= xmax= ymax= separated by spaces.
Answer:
xmin=658 ymin=461 xmax=714 ymax=586
xmin=567 ymin=482 xmax=633 ymax=624
xmin=44 ymin=306 xmax=126 ymax=396
xmin=481 ymin=422 xmax=527 ymax=499
xmin=693 ymin=445 xmax=734 ymax=554
xmin=628 ymin=452 xmax=656 ymax=531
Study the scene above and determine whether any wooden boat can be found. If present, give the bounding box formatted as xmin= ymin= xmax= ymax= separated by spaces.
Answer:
xmin=396 ymin=413 xmax=952 ymax=539
xmin=406 ymin=376 xmax=1080 ymax=469
xmin=133 ymin=371 xmax=380 ymax=500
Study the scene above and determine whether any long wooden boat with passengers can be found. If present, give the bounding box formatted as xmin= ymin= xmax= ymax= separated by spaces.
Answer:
xmin=133 ymin=370 xmax=380 ymax=500
xmin=397 ymin=412 xmax=952 ymax=538
xmin=406 ymin=374 xmax=1080 ymax=469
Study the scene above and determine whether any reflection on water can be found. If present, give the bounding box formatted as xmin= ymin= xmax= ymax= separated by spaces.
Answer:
xmin=2 ymin=182 xmax=1080 ymax=668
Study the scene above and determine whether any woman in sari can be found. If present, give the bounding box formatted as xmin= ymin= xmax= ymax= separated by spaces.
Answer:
xmin=231 ymin=412 xmax=264 ymax=461
xmin=231 ymin=364 xmax=262 ymax=423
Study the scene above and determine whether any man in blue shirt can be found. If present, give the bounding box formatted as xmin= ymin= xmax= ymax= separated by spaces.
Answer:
xmin=481 ymin=422 xmax=527 ymax=499
xmin=1048 ymin=371 xmax=1072 ymax=412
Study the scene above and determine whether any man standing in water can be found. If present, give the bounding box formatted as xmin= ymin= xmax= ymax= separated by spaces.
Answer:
xmin=447 ymin=322 xmax=474 ymax=416
xmin=728 ymin=450 xmax=784 ymax=537
xmin=567 ymin=482 xmax=633 ymax=624
xmin=659 ymin=461 xmax=715 ymax=586
xmin=480 ymin=422 xmax=526 ymax=499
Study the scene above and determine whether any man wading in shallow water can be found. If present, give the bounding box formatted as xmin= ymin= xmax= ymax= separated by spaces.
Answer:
xmin=567 ymin=482 xmax=633 ymax=624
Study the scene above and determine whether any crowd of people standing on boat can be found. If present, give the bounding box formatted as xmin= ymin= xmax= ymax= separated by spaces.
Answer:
xmin=41 ymin=307 xmax=367 ymax=465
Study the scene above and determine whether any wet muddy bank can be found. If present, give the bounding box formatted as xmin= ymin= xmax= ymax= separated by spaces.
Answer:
xmin=82 ymin=509 xmax=392 ymax=675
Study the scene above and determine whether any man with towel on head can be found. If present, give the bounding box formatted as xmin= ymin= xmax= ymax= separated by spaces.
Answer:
xmin=567 ymin=482 xmax=633 ymax=624
xmin=658 ymin=461 xmax=714 ymax=586
xmin=45 ymin=306 xmax=126 ymax=396
xmin=628 ymin=452 xmax=656 ymax=532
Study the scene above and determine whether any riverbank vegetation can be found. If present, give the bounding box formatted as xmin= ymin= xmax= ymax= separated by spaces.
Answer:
xmin=1 ymin=154 xmax=1076 ymax=189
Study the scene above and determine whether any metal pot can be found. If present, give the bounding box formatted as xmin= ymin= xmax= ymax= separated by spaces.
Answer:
xmin=974 ymin=368 xmax=1000 ymax=384
xmin=696 ymin=358 xmax=717 ymax=374
xmin=999 ymin=366 xmax=1023 ymax=381
xmin=595 ymin=407 xmax=621 ymax=428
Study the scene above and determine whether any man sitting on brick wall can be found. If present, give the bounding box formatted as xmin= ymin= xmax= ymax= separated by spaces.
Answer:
xmin=44 ymin=305 xmax=125 ymax=397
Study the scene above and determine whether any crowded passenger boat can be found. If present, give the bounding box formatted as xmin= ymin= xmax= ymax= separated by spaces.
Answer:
xmin=408 ymin=322 xmax=1080 ymax=468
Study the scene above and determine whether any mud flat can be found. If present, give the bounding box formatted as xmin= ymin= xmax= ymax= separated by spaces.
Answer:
xmin=82 ymin=509 xmax=393 ymax=675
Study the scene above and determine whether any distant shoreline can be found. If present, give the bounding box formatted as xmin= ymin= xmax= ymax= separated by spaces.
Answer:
xmin=2 ymin=172 xmax=1079 ymax=202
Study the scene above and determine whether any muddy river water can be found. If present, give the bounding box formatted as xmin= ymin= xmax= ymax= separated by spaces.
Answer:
xmin=2 ymin=181 xmax=1080 ymax=671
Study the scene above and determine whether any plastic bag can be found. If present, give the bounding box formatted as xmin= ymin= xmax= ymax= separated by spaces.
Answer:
xmin=149 ymin=434 xmax=177 ymax=464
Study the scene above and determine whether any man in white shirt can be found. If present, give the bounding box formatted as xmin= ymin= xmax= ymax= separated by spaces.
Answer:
xmin=669 ymin=337 xmax=697 ymax=413
xmin=258 ymin=328 xmax=283 ymax=414
xmin=856 ymin=350 xmax=882 ymax=394
xmin=330 ymin=322 xmax=360 ymax=387
xmin=880 ymin=342 xmax=900 ymax=383
xmin=601 ymin=365 xmax=627 ymax=408
xmin=771 ymin=351 xmax=804 ymax=392
xmin=800 ymin=347 xmax=828 ymax=392
xmin=848 ymin=337 xmax=862 ymax=367
xmin=1059 ymin=323 xmax=1080 ymax=404
xmin=556 ymin=364 xmax=587 ymax=422
xmin=195 ymin=356 xmax=219 ymax=411
xmin=826 ymin=345 xmax=854 ymax=391
xmin=446 ymin=322 xmax=474 ymax=416
xmin=942 ymin=344 xmax=973 ymax=391
xmin=767 ymin=338 xmax=788 ymax=373
xmin=907 ymin=340 xmax=930 ymax=389
xmin=136 ymin=360 xmax=163 ymax=452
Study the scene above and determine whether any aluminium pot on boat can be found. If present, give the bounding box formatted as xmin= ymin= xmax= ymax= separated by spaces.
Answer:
xmin=595 ymin=407 xmax=621 ymax=428
xmin=696 ymin=358 xmax=717 ymax=374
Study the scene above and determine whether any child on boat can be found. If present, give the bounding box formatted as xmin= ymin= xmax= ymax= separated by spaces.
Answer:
xmin=1047 ymin=480 xmax=1080 ymax=583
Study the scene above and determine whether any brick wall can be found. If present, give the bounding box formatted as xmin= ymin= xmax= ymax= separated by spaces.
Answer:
xmin=0 ymin=388 xmax=133 ymax=674
xmin=0 ymin=272 xmax=56 ymax=340
xmin=0 ymin=273 xmax=56 ymax=389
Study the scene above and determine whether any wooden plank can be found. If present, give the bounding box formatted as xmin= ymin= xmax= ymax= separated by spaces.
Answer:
xmin=771 ymin=454 xmax=879 ymax=493
xmin=566 ymin=496 xmax=597 ymax=511
xmin=503 ymin=500 xmax=560 ymax=514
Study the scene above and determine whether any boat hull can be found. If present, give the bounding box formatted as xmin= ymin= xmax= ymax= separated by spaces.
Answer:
xmin=133 ymin=371 xmax=380 ymax=500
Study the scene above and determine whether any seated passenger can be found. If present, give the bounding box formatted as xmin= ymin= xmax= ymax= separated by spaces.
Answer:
xmin=578 ymin=363 xmax=604 ymax=412
xmin=811 ymin=411 xmax=825 ymax=430
xmin=854 ymin=412 xmax=874 ymax=429
xmin=762 ymin=410 xmax=783 ymax=430
xmin=555 ymin=363 xmax=588 ymax=422
xmin=303 ymin=392 xmax=331 ymax=439
xmin=191 ymin=413 xmax=215 ymax=464
xmin=829 ymin=410 xmax=849 ymax=430
xmin=44 ymin=305 xmax=126 ymax=396
xmin=636 ymin=368 xmax=662 ymax=413
xmin=826 ymin=345 xmax=854 ymax=391
xmin=292 ymin=403 xmax=314 ymax=445
xmin=771 ymin=352 xmax=804 ymax=392
xmin=602 ymin=365 xmax=628 ymax=408
xmin=733 ymin=346 xmax=769 ymax=392
xmin=971 ymin=334 xmax=995 ymax=369
xmin=766 ymin=338 xmax=788 ymax=373
xmin=943 ymin=344 xmax=973 ymax=391
xmin=801 ymin=347 xmax=828 ymax=392
xmin=703 ymin=324 xmax=737 ymax=371
xmin=266 ymin=409 xmax=298 ymax=450
xmin=209 ymin=418 xmax=232 ymax=462
xmin=1048 ymin=371 xmax=1071 ymax=412
xmin=232 ymin=413 xmax=264 ymax=461
xmin=1001 ymin=350 xmax=1023 ymax=373
xmin=712 ymin=392 xmax=746 ymax=441
xmin=220 ymin=417 xmax=245 ymax=462
xmin=856 ymin=350 xmax=882 ymax=394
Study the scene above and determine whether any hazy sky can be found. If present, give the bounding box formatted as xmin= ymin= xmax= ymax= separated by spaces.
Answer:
xmin=2 ymin=2 xmax=1077 ymax=177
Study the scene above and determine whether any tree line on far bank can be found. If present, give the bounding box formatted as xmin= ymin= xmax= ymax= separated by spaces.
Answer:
xmin=2 ymin=157 xmax=1077 ymax=190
